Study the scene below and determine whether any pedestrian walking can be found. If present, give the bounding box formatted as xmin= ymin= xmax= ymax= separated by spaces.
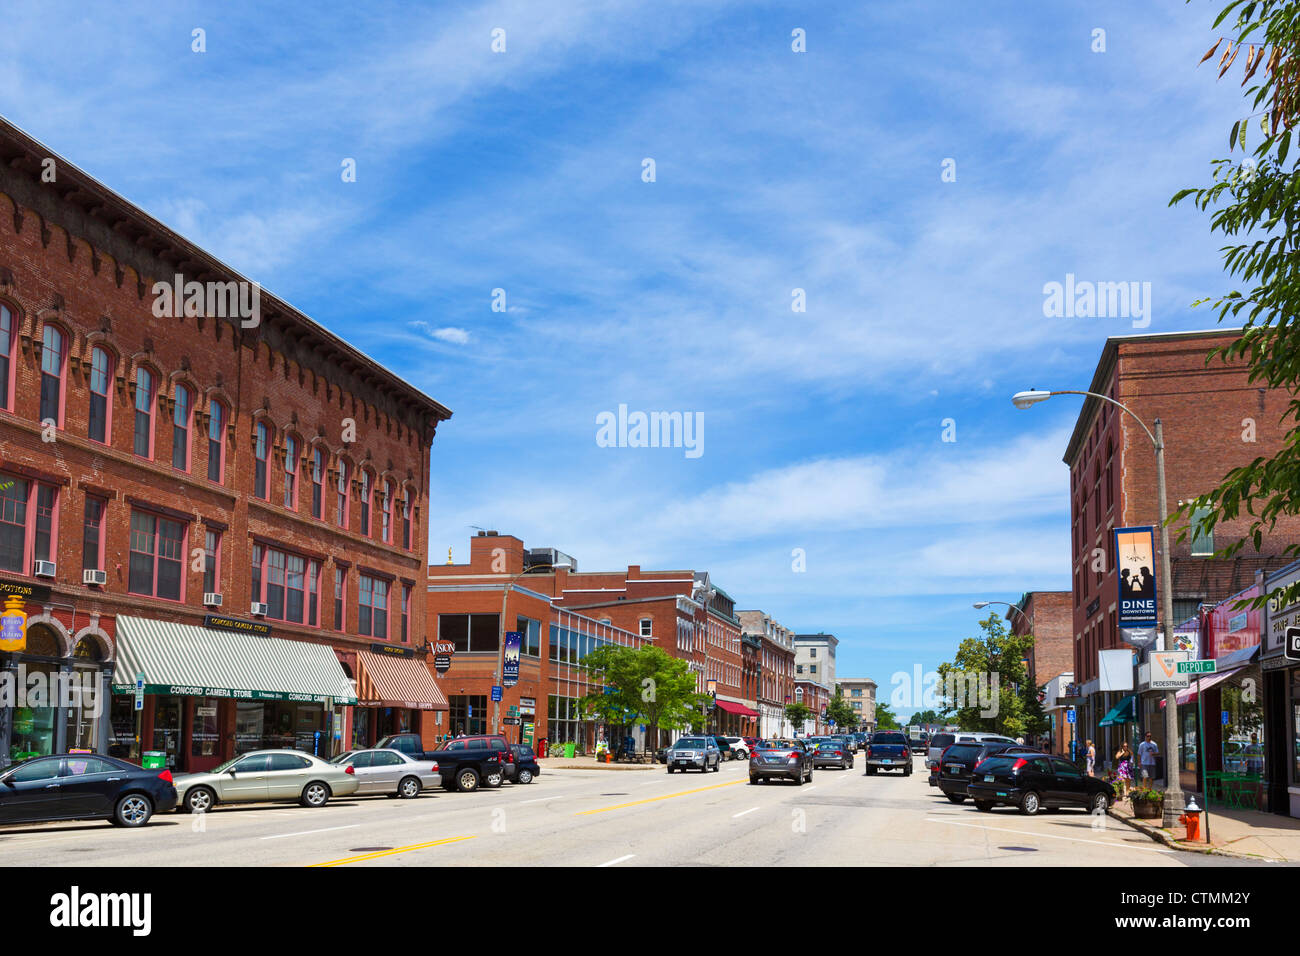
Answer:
xmin=1137 ymin=732 xmax=1159 ymax=784
xmin=1114 ymin=742 xmax=1134 ymax=798
xmin=1086 ymin=739 xmax=1096 ymax=776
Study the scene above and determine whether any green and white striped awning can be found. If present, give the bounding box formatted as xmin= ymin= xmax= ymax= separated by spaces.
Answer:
xmin=111 ymin=616 xmax=357 ymax=705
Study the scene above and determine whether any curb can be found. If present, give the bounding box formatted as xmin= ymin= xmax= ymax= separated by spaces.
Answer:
xmin=1106 ymin=808 xmax=1227 ymax=858
xmin=539 ymin=761 xmax=657 ymax=771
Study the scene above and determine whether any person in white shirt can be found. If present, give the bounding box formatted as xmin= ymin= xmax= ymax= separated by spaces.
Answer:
xmin=1137 ymin=732 xmax=1159 ymax=782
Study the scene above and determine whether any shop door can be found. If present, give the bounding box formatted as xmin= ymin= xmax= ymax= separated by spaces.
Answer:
xmin=188 ymin=698 xmax=223 ymax=772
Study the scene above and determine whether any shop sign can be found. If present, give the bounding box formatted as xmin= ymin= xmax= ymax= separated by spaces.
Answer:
xmin=369 ymin=643 xmax=415 ymax=658
xmin=519 ymin=697 xmax=536 ymax=715
xmin=1148 ymin=651 xmax=1190 ymax=690
xmin=1 ymin=595 xmax=27 ymax=652
xmin=434 ymin=654 xmax=451 ymax=674
xmin=120 ymin=683 xmax=346 ymax=704
xmin=1115 ymin=527 xmax=1158 ymax=628
xmin=1287 ymin=626 xmax=1300 ymax=663
xmin=0 ymin=579 xmax=51 ymax=603
xmin=203 ymin=614 xmax=272 ymax=637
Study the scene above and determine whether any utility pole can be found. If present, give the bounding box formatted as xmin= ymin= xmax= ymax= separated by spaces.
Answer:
xmin=1154 ymin=418 xmax=1185 ymax=826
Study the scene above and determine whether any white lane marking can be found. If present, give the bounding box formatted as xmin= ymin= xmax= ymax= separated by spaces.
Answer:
xmin=597 ymin=853 xmax=635 ymax=867
xmin=732 ymin=806 xmax=760 ymax=819
xmin=261 ymin=824 xmax=361 ymax=840
xmin=801 ymin=786 xmax=817 ymax=792
xmin=519 ymin=795 xmax=565 ymax=805
xmin=925 ymin=818 xmax=1176 ymax=854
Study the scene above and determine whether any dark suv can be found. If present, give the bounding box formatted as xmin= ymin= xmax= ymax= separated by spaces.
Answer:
xmin=506 ymin=744 xmax=540 ymax=784
xmin=376 ymin=733 xmax=510 ymax=793
xmin=937 ymin=742 xmax=1038 ymax=803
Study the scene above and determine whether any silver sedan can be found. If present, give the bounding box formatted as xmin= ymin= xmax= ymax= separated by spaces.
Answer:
xmin=330 ymin=749 xmax=441 ymax=798
xmin=174 ymin=750 xmax=360 ymax=813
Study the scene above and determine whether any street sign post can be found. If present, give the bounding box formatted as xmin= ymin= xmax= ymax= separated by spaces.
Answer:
xmin=1066 ymin=707 xmax=1076 ymax=724
xmin=1176 ymin=660 xmax=1216 ymax=675
xmin=491 ymin=685 xmax=503 ymax=702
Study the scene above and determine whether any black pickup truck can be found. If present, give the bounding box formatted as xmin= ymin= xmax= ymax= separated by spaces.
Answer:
xmin=376 ymin=733 xmax=508 ymax=793
xmin=863 ymin=730 xmax=913 ymax=776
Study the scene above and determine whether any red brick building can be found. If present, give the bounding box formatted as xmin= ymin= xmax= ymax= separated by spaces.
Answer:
xmin=1064 ymin=330 xmax=1300 ymax=769
xmin=0 ymin=117 xmax=451 ymax=771
xmin=1004 ymin=591 xmax=1071 ymax=750
xmin=739 ymin=609 xmax=796 ymax=738
xmin=794 ymin=680 xmax=830 ymax=735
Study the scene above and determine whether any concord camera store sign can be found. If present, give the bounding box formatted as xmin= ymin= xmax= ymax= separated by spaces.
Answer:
xmin=117 ymin=684 xmax=336 ymax=704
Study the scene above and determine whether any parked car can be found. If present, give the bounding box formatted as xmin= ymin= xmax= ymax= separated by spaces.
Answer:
xmin=0 ymin=754 xmax=176 ymax=828
xmin=507 ymin=744 xmax=540 ymax=784
xmin=741 ymin=736 xmax=761 ymax=754
xmin=749 ymin=739 xmax=813 ymax=785
xmin=852 ymin=732 xmax=868 ymax=751
xmin=711 ymin=736 xmax=737 ymax=760
xmin=666 ymin=736 xmax=721 ymax=773
xmin=174 ymin=750 xmax=358 ymax=813
xmin=864 ymin=731 xmax=912 ymax=775
xmin=926 ymin=732 xmax=1015 ymax=770
xmin=811 ymin=739 xmax=854 ymax=770
xmin=719 ymin=736 xmax=750 ymax=759
xmin=330 ymin=749 xmax=440 ymax=798
xmin=376 ymin=732 xmax=508 ymax=793
xmin=967 ymin=752 xmax=1114 ymax=815
xmin=936 ymin=742 xmax=1038 ymax=803
xmin=832 ymin=734 xmax=858 ymax=759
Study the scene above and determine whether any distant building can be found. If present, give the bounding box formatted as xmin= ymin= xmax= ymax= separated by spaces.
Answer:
xmin=837 ymin=677 xmax=877 ymax=732
xmin=739 ymin=610 xmax=796 ymax=737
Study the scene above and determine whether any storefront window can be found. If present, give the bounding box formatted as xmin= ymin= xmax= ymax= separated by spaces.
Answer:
xmin=64 ymin=668 xmax=101 ymax=753
xmin=449 ymin=695 xmax=486 ymax=736
xmin=1180 ymin=708 xmax=1199 ymax=775
xmin=1221 ymin=678 xmax=1265 ymax=776
xmin=191 ymin=698 xmax=220 ymax=758
xmin=233 ymin=700 xmax=326 ymax=756
xmin=109 ymin=694 xmax=137 ymax=761
xmin=352 ymin=707 xmax=371 ymax=749
xmin=152 ymin=697 xmax=182 ymax=768
xmin=1292 ymin=673 xmax=1300 ymax=785
xmin=10 ymin=661 xmax=57 ymax=761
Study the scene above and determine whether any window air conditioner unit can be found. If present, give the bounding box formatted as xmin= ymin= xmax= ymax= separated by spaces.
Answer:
xmin=204 ymin=592 xmax=223 ymax=608
xmin=34 ymin=560 xmax=56 ymax=578
xmin=83 ymin=568 xmax=107 ymax=586
xmin=250 ymin=601 xmax=268 ymax=616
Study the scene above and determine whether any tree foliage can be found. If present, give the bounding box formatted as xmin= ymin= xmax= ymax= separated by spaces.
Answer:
xmin=784 ymin=701 xmax=814 ymax=731
xmin=936 ymin=614 xmax=1035 ymax=737
xmin=1172 ymin=0 xmax=1300 ymax=607
xmin=874 ymin=701 xmax=901 ymax=729
xmin=825 ymin=692 xmax=858 ymax=729
xmin=579 ymin=644 xmax=708 ymax=751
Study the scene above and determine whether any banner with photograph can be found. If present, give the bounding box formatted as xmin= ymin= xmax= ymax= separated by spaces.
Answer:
xmin=1115 ymin=526 xmax=1158 ymax=628
xmin=503 ymin=630 xmax=522 ymax=686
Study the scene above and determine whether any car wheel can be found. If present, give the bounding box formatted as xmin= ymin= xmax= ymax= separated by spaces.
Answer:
xmin=866 ymin=766 xmax=877 ymax=775
xmin=793 ymin=771 xmax=804 ymax=786
xmin=1090 ymin=792 xmax=1110 ymax=814
xmin=114 ymin=793 xmax=153 ymax=828
xmin=946 ymin=794 xmax=966 ymax=804
xmin=749 ymin=775 xmax=758 ymax=785
xmin=904 ymin=765 xmax=912 ymax=776
xmin=457 ymin=769 xmax=481 ymax=793
xmin=183 ymin=786 xmax=215 ymax=814
xmin=300 ymin=781 xmax=331 ymax=808
xmin=485 ymin=770 xmax=504 ymax=788
xmin=518 ymin=769 xmax=534 ymax=785
xmin=667 ymin=766 xmax=674 ymax=774
xmin=711 ymin=760 xmax=719 ymax=773
xmin=398 ymin=776 xmax=422 ymax=799
xmin=1019 ymin=790 xmax=1042 ymax=816
xmin=973 ymin=800 xmax=994 ymax=812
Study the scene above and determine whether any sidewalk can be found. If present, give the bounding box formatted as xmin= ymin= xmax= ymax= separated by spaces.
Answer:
xmin=1108 ymin=796 xmax=1300 ymax=862
xmin=538 ymin=755 xmax=657 ymax=771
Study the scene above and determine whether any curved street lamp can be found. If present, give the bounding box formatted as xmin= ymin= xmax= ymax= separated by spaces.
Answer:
xmin=1014 ymin=388 xmax=1183 ymax=827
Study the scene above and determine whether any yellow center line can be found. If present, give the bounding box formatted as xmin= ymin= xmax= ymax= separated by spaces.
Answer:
xmin=576 ymin=779 xmax=745 ymax=815
xmin=308 ymin=834 xmax=477 ymax=867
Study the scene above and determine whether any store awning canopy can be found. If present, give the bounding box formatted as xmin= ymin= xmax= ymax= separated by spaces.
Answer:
xmin=355 ymin=650 xmax=448 ymax=711
xmin=112 ymin=616 xmax=357 ymax=705
xmin=1098 ymin=694 xmax=1138 ymax=727
xmin=715 ymin=699 xmax=760 ymax=718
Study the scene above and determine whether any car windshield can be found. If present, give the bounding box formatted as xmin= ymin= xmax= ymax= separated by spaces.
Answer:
xmin=976 ymin=756 xmax=1017 ymax=773
xmin=874 ymin=733 xmax=907 ymax=744
xmin=210 ymin=755 xmax=250 ymax=773
xmin=945 ymin=745 xmax=983 ymax=762
xmin=931 ymin=734 xmax=956 ymax=749
xmin=675 ymin=738 xmax=705 ymax=748
xmin=329 ymin=752 xmax=355 ymax=765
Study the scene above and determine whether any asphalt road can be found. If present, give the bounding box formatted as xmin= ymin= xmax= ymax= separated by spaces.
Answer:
xmin=0 ymin=756 xmax=1274 ymax=866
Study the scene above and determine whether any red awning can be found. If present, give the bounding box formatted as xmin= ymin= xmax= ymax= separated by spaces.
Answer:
xmin=714 ymin=699 xmax=759 ymax=718
xmin=355 ymin=650 xmax=449 ymax=710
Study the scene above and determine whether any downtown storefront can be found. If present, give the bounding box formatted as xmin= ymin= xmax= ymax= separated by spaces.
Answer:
xmin=343 ymin=645 xmax=448 ymax=749
xmin=1262 ymin=560 xmax=1300 ymax=818
xmin=108 ymin=615 xmax=357 ymax=772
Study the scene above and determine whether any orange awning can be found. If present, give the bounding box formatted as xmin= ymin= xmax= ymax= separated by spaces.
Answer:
xmin=355 ymin=650 xmax=449 ymax=710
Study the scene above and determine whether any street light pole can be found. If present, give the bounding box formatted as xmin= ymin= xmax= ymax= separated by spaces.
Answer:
xmin=1012 ymin=389 xmax=1185 ymax=827
xmin=494 ymin=566 xmax=533 ymax=738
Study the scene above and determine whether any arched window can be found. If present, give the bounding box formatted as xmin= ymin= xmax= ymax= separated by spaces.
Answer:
xmin=207 ymin=400 xmax=226 ymax=484
xmin=359 ymin=469 xmax=371 ymax=536
xmin=336 ymin=459 xmax=350 ymax=528
xmin=0 ymin=302 xmax=13 ymax=411
xmin=401 ymin=491 xmax=412 ymax=550
xmin=381 ymin=480 xmax=393 ymax=543
xmin=172 ymin=384 xmax=192 ymax=471
xmin=284 ymin=434 xmax=299 ymax=509
xmin=133 ymin=367 xmax=154 ymax=458
xmin=311 ymin=448 xmax=325 ymax=519
xmin=254 ymin=422 xmax=270 ymax=499
xmin=40 ymin=324 xmax=65 ymax=427
xmin=88 ymin=347 xmax=113 ymax=443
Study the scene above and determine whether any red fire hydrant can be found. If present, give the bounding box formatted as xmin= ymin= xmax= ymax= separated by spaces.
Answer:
xmin=1179 ymin=798 xmax=1203 ymax=842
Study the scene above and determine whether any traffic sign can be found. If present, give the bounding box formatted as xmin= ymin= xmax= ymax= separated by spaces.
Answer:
xmin=134 ymin=672 xmax=145 ymax=711
xmin=1176 ymin=660 xmax=1216 ymax=675
xmin=1066 ymin=707 xmax=1076 ymax=724
xmin=503 ymin=717 xmax=520 ymax=726
xmin=491 ymin=685 xmax=503 ymax=702
xmin=1222 ymin=710 xmax=1230 ymax=726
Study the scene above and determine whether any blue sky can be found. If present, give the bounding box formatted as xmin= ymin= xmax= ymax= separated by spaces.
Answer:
xmin=0 ymin=1 xmax=1245 ymax=718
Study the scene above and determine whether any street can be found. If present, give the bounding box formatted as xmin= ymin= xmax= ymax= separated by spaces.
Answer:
xmin=0 ymin=756 xmax=1268 ymax=867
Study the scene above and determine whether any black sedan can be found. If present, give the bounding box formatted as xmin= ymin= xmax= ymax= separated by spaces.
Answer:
xmin=507 ymin=744 xmax=540 ymax=784
xmin=966 ymin=752 xmax=1114 ymax=816
xmin=749 ymin=739 xmax=814 ymax=785
xmin=937 ymin=742 xmax=1038 ymax=803
xmin=0 ymin=754 xmax=177 ymax=827
xmin=811 ymin=740 xmax=854 ymax=770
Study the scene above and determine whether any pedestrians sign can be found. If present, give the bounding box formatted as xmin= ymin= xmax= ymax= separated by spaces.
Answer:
xmin=1148 ymin=651 xmax=1191 ymax=689
xmin=1177 ymin=659 xmax=1216 ymax=675
xmin=491 ymin=685 xmax=502 ymax=702
xmin=1066 ymin=707 xmax=1076 ymax=724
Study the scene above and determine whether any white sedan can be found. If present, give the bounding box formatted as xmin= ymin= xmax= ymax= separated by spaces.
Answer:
xmin=330 ymin=749 xmax=440 ymax=798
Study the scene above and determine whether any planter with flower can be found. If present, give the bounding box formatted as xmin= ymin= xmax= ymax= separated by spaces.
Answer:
xmin=1129 ymin=785 xmax=1164 ymax=819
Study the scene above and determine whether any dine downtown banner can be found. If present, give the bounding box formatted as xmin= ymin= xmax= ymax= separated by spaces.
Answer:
xmin=1115 ymin=526 xmax=1158 ymax=629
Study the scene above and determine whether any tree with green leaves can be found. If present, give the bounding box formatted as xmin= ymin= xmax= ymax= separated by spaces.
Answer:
xmin=873 ymin=701 xmax=901 ymax=730
xmin=936 ymin=614 xmax=1035 ymax=737
xmin=825 ymin=692 xmax=857 ymax=730
xmin=784 ymin=701 xmax=814 ymax=734
xmin=1172 ymin=0 xmax=1300 ymax=607
xmin=579 ymin=644 xmax=708 ymax=752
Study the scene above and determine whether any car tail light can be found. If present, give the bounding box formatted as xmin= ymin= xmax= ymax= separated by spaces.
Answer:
xmin=1011 ymin=758 xmax=1028 ymax=771
xmin=344 ymin=765 xmax=356 ymax=775
xmin=429 ymin=761 xmax=439 ymax=771
xmin=788 ymin=752 xmax=801 ymax=759
xmin=831 ymin=750 xmax=842 ymax=756
xmin=157 ymin=770 xmax=173 ymax=784
xmin=902 ymin=748 xmax=909 ymax=758
xmin=865 ymin=746 xmax=872 ymax=759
